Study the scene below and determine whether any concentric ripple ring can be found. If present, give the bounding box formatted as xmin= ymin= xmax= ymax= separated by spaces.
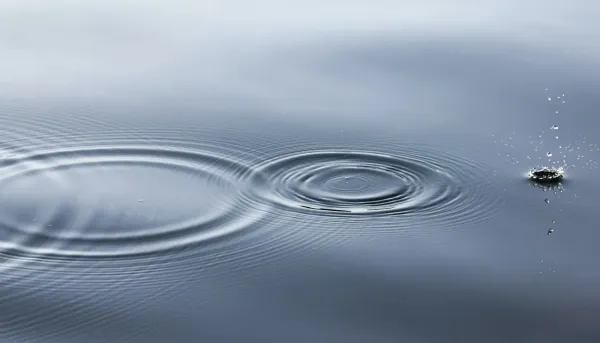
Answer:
xmin=0 ymin=146 xmax=264 ymax=258
xmin=242 ymin=148 xmax=500 ymax=226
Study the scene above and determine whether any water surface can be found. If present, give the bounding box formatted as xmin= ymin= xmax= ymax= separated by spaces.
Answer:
xmin=1 ymin=1 xmax=600 ymax=342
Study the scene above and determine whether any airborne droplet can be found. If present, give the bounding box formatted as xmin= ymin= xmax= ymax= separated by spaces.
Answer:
xmin=547 ymin=152 xmax=553 ymax=157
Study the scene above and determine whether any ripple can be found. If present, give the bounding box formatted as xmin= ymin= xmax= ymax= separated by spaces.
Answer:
xmin=0 ymin=116 xmax=503 ymax=291
xmin=0 ymin=146 xmax=264 ymax=258
xmin=0 ymin=112 xmax=507 ymax=342
xmin=243 ymin=147 xmax=500 ymax=226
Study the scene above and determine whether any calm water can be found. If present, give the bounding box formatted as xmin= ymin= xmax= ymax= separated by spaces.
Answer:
xmin=1 ymin=1 xmax=600 ymax=342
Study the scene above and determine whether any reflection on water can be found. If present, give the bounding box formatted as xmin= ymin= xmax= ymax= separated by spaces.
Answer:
xmin=1 ymin=1 xmax=600 ymax=342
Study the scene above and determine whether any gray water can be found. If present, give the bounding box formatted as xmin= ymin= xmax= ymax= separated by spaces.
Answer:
xmin=1 ymin=1 xmax=600 ymax=342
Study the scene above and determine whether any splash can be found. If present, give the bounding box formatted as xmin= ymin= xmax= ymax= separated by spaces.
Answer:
xmin=527 ymin=166 xmax=564 ymax=183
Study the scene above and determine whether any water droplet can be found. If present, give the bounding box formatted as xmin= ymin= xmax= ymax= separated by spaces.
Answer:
xmin=547 ymin=228 xmax=554 ymax=235
xmin=544 ymin=198 xmax=550 ymax=203
xmin=555 ymin=136 xmax=559 ymax=139
xmin=550 ymin=125 xmax=559 ymax=130
xmin=547 ymin=152 xmax=552 ymax=157
xmin=548 ymin=97 xmax=552 ymax=101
